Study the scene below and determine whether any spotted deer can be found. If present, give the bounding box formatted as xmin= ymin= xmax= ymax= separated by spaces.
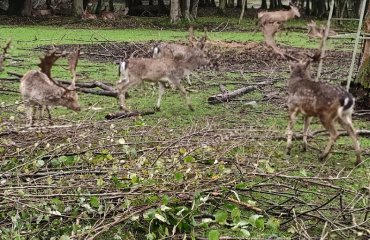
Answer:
xmin=286 ymin=60 xmax=361 ymax=165
xmin=20 ymin=47 xmax=81 ymax=126
xmin=117 ymin=46 xmax=209 ymax=112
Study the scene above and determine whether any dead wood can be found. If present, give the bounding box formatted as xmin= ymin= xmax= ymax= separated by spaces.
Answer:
xmin=0 ymin=40 xmax=12 ymax=72
xmin=208 ymin=86 xmax=256 ymax=104
xmin=78 ymin=88 xmax=118 ymax=97
xmin=105 ymin=110 xmax=155 ymax=120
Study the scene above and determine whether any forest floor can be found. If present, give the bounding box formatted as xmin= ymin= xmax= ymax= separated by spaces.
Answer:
xmin=0 ymin=16 xmax=369 ymax=240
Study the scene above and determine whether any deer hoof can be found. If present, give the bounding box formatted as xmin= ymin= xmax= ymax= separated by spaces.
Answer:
xmin=154 ymin=106 xmax=161 ymax=112
xmin=355 ymin=156 xmax=362 ymax=166
xmin=318 ymin=153 xmax=328 ymax=162
xmin=188 ymin=105 xmax=195 ymax=111
xmin=301 ymin=144 xmax=307 ymax=152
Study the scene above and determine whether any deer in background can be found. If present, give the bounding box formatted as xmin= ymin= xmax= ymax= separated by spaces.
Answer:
xmin=100 ymin=5 xmax=129 ymax=20
xmin=152 ymin=26 xmax=207 ymax=85
xmin=307 ymin=20 xmax=337 ymax=39
xmin=20 ymin=47 xmax=81 ymax=126
xmin=81 ymin=7 xmax=97 ymax=20
xmin=117 ymin=46 xmax=209 ymax=112
xmin=286 ymin=60 xmax=361 ymax=165
xmin=257 ymin=3 xmax=300 ymax=28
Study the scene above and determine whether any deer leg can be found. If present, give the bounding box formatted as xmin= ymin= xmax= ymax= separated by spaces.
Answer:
xmin=45 ymin=106 xmax=53 ymax=125
xmin=156 ymin=82 xmax=165 ymax=111
xmin=286 ymin=109 xmax=298 ymax=156
xmin=26 ymin=105 xmax=34 ymax=127
xmin=174 ymin=81 xmax=194 ymax=111
xmin=319 ymin=119 xmax=338 ymax=161
xmin=338 ymin=116 xmax=362 ymax=165
xmin=118 ymin=92 xmax=129 ymax=112
xmin=302 ymin=116 xmax=312 ymax=152
xmin=186 ymin=74 xmax=192 ymax=85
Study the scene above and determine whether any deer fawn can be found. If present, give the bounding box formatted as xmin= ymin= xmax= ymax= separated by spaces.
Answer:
xmin=116 ymin=46 xmax=209 ymax=112
xmin=286 ymin=60 xmax=361 ymax=165
xmin=20 ymin=47 xmax=81 ymax=126
xmin=258 ymin=3 xmax=300 ymax=27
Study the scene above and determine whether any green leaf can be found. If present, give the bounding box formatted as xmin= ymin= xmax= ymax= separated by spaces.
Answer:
xmin=231 ymin=207 xmax=241 ymax=223
xmin=255 ymin=218 xmax=265 ymax=230
xmin=215 ymin=210 xmax=228 ymax=225
xmin=183 ymin=155 xmax=195 ymax=163
xmin=267 ymin=217 xmax=280 ymax=232
xmin=60 ymin=235 xmax=71 ymax=240
xmin=208 ymin=230 xmax=220 ymax=240
xmin=249 ymin=214 xmax=263 ymax=227
xmin=90 ymin=196 xmax=100 ymax=208
xmin=174 ymin=172 xmax=184 ymax=182
xmin=240 ymin=229 xmax=250 ymax=237
xmin=36 ymin=160 xmax=45 ymax=168
xmin=154 ymin=213 xmax=167 ymax=222
xmin=235 ymin=182 xmax=247 ymax=189
xmin=179 ymin=147 xmax=187 ymax=154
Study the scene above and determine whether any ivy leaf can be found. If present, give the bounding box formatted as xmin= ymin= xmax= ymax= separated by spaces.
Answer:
xmin=240 ymin=229 xmax=250 ymax=237
xmin=154 ymin=213 xmax=167 ymax=222
xmin=215 ymin=210 xmax=228 ymax=225
xmin=90 ymin=196 xmax=100 ymax=208
xmin=183 ymin=155 xmax=195 ymax=163
xmin=231 ymin=207 xmax=241 ymax=223
xmin=267 ymin=217 xmax=280 ymax=232
xmin=208 ymin=230 xmax=220 ymax=240
xmin=174 ymin=172 xmax=184 ymax=182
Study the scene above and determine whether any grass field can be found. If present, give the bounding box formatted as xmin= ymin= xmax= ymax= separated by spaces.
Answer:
xmin=0 ymin=15 xmax=369 ymax=240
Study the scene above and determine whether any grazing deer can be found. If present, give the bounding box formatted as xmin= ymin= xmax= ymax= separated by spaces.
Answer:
xmin=81 ymin=7 xmax=97 ymax=20
xmin=152 ymin=27 xmax=207 ymax=85
xmin=258 ymin=3 xmax=300 ymax=27
xmin=307 ymin=20 xmax=337 ymax=39
xmin=286 ymin=60 xmax=361 ymax=165
xmin=20 ymin=48 xmax=81 ymax=126
xmin=117 ymin=47 xmax=209 ymax=112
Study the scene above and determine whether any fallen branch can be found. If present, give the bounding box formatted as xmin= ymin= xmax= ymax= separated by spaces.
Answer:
xmin=105 ymin=110 xmax=155 ymax=120
xmin=208 ymin=86 xmax=256 ymax=104
xmin=78 ymin=88 xmax=118 ymax=97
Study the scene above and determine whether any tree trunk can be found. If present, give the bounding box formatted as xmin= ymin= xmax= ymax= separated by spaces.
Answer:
xmin=72 ymin=0 xmax=84 ymax=15
xmin=181 ymin=0 xmax=191 ymax=21
xmin=46 ymin=0 xmax=52 ymax=9
xmin=219 ymin=0 xmax=226 ymax=13
xmin=228 ymin=0 xmax=235 ymax=8
xmin=191 ymin=0 xmax=199 ymax=18
xmin=21 ymin=0 xmax=32 ymax=16
xmin=355 ymin=5 xmax=370 ymax=88
xmin=261 ymin=0 xmax=267 ymax=9
xmin=109 ymin=0 xmax=114 ymax=11
xmin=95 ymin=0 xmax=102 ymax=14
xmin=238 ymin=0 xmax=246 ymax=24
xmin=170 ymin=0 xmax=181 ymax=23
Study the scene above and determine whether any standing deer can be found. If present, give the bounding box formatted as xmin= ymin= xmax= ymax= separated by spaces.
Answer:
xmin=258 ymin=3 xmax=300 ymax=27
xmin=20 ymin=47 xmax=81 ymax=126
xmin=286 ymin=60 xmax=361 ymax=165
xmin=117 ymin=47 xmax=209 ymax=112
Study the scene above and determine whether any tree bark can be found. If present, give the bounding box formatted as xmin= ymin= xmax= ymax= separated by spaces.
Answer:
xmin=238 ymin=0 xmax=246 ymax=24
xmin=219 ymin=0 xmax=226 ymax=13
xmin=109 ymin=0 xmax=114 ymax=11
xmin=170 ymin=0 xmax=181 ymax=23
xmin=191 ymin=0 xmax=199 ymax=18
xmin=72 ymin=0 xmax=84 ymax=16
xmin=261 ymin=0 xmax=267 ymax=9
xmin=355 ymin=6 xmax=370 ymax=88
xmin=21 ymin=0 xmax=32 ymax=16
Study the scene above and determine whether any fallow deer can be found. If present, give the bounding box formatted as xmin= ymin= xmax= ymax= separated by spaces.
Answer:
xmin=82 ymin=8 xmax=97 ymax=20
xmin=20 ymin=47 xmax=81 ymax=126
xmin=100 ymin=6 xmax=116 ymax=20
xmin=152 ymin=27 xmax=207 ymax=85
xmin=258 ymin=3 xmax=300 ymax=27
xmin=307 ymin=20 xmax=337 ymax=39
xmin=117 ymin=47 xmax=209 ymax=112
xmin=286 ymin=60 xmax=361 ymax=165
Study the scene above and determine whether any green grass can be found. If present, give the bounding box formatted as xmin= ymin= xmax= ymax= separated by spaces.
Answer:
xmin=0 ymin=17 xmax=369 ymax=240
